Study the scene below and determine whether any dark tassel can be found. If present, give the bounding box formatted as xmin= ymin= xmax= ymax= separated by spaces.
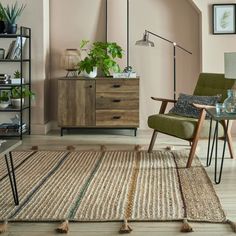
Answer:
xmin=134 ymin=145 xmax=141 ymax=152
xmin=119 ymin=219 xmax=133 ymax=234
xmin=67 ymin=145 xmax=75 ymax=151
xmin=31 ymin=146 xmax=38 ymax=151
xmin=227 ymin=219 xmax=236 ymax=232
xmin=100 ymin=145 xmax=106 ymax=152
xmin=56 ymin=220 xmax=69 ymax=233
xmin=0 ymin=220 xmax=8 ymax=234
xmin=180 ymin=218 xmax=193 ymax=233
xmin=166 ymin=146 xmax=175 ymax=151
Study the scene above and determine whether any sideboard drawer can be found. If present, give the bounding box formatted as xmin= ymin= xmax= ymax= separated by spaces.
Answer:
xmin=96 ymin=79 xmax=139 ymax=93
xmin=96 ymin=92 xmax=139 ymax=110
xmin=96 ymin=110 xmax=139 ymax=126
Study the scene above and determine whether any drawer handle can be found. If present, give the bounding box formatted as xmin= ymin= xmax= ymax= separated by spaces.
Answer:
xmin=112 ymin=99 xmax=121 ymax=103
xmin=112 ymin=116 xmax=121 ymax=120
xmin=113 ymin=84 xmax=121 ymax=88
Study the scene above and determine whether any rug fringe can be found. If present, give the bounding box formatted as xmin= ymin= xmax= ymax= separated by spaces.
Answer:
xmin=119 ymin=219 xmax=133 ymax=234
xmin=67 ymin=145 xmax=75 ymax=151
xmin=100 ymin=145 xmax=106 ymax=152
xmin=31 ymin=146 xmax=38 ymax=151
xmin=166 ymin=146 xmax=175 ymax=151
xmin=227 ymin=219 xmax=236 ymax=232
xmin=134 ymin=145 xmax=141 ymax=152
xmin=56 ymin=220 xmax=69 ymax=234
xmin=0 ymin=220 xmax=8 ymax=234
xmin=180 ymin=218 xmax=193 ymax=233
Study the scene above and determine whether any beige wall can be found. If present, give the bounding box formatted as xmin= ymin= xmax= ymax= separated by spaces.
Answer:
xmin=49 ymin=0 xmax=200 ymax=129
xmin=0 ymin=0 xmax=50 ymax=133
xmin=193 ymin=0 xmax=236 ymax=72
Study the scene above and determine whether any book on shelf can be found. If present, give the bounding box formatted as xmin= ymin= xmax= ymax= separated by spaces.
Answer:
xmin=4 ymin=37 xmax=27 ymax=60
xmin=0 ymin=123 xmax=27 ymax=134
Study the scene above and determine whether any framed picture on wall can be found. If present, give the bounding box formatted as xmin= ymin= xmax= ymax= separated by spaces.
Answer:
xmin=213 ymin=4 xmax=236 ymax=34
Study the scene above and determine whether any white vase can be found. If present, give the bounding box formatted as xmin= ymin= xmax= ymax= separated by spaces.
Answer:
xmin=11 ymin=98 xmax=24 ymax=108
xmin=83 ymin=67 xmax=97 ymax=78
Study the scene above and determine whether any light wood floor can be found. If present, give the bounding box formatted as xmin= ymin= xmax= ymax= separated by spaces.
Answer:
xmin=3 ymin=130 xmax=236 ymax=236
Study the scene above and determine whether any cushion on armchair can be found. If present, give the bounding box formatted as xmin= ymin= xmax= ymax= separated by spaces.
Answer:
xmin=169 ymin=93 xmax=221 ymax=118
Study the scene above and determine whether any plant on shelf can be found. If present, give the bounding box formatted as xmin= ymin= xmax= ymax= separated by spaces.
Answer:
xmin=0 ymin=2 xmax=26 ymax=34
xmin=77 ymin=40 xmax=123 ymax=77
xmin=14 ymin=70 xmax=21 ymax=78
xmin=11 ymin=86 xmax=35 ymax=108
xmin=0 ymin=91 xmax=10 ymax=109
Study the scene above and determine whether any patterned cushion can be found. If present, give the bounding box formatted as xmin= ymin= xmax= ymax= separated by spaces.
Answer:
xmin=169 ymin=93 xmax=221 ymax=118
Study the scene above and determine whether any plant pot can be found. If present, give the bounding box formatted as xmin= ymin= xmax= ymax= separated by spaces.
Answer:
xmin=11 ymin=98 xmax=24 ymax=108
xmin=6 ymin=23 xmax=17 ymax=34
xmin=0 ymin=102 xmax=9 ymax=109
xmin=0 ymin=21 xmax=5 ymax=34
xmin=83 ymin=67 xmax=97 ymax=78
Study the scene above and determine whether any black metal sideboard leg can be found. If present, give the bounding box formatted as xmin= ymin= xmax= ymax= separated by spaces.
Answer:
xmin=214 ymin=120 xmax=229 ymax=184
xmin=134 ymin=128 xmax=137 ymax=137
xmin=5 ymin=152 xmax=19 ymax=205
xmin=61 ymin=128 xmax=64 ymax=136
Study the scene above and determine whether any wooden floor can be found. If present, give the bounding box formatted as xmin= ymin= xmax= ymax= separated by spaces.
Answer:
xmin=3 ymin=130 xmax=236 ymax=235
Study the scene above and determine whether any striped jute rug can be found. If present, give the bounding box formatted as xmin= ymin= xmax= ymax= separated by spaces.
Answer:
xmin=0 ymin=146 xmax=233 ymax=233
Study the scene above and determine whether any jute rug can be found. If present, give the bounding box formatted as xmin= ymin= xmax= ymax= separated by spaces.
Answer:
xmin=0 ymin=146 xmax=234 ymax=233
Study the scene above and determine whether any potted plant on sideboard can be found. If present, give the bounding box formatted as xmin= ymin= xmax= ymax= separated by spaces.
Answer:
xmin=77 ymin=40 xmax=123 ymax=78
xmin=11 ymin=86 xmax=34 ymax=108
xmin=0 ymin=2 xmax=26 ymax=34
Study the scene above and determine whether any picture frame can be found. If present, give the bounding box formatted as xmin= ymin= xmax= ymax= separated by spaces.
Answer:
xmin=213 ymin=4 xmax=236 ymax=34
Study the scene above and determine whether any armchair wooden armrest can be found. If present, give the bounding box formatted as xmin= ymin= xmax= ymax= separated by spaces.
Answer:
xmin=151 ymin=97 xmax=177 ymax=114
xmin=191 ymin=103 xmax=215 ymax=109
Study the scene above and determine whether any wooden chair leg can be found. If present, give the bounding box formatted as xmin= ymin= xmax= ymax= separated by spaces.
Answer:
xmin=186 ymin=109 xmax=206 ymax=168
xmin=148 ymin=130 xmax=158 ymax=153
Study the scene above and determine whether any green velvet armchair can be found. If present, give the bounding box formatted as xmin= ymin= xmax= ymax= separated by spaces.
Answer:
xmin=148 ymin=73 xmax=235 ymax=168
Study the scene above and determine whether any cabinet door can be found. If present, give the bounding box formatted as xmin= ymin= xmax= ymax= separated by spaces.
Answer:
xmin=58 ymin=79 xmax=95 ymax=127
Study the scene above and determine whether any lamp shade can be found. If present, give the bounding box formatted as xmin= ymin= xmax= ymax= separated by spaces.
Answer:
xmin=135 ymin=32 xmax=154 ymax=47
xmin=224 ymin=52 xmax=236 ymax=79
xmin=63 ymin=49 xmax=81 ymax=71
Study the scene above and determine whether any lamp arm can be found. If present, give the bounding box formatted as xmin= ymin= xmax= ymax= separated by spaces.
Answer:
xmin=145 ymin=30 xmax=192 ymax=55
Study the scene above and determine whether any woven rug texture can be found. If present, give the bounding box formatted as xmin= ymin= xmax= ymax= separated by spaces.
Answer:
xmin=0 ymin=149 xmax=226 ymax=223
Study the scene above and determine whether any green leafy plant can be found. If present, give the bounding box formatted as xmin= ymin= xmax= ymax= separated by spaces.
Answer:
xmin=0 ymin=6 xmax=4 ymax=21
xmin=0 ymin=91 xmax=10 ymax=102
xmin=77 ymin=40 xmax=123 ymax=76
xmin=0 ymin=2 xmax=26 ymax=24
xmin=14 ymin=70 xmax=21 ymax=78
xmin=11 ymin=86 xmax=35 ymax=99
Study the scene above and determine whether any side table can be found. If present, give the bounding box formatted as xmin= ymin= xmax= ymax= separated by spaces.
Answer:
xmin=0 ymin=140 xmax=22 ymax=205
xmin=206 ymin=108 xmax=236 ymax=184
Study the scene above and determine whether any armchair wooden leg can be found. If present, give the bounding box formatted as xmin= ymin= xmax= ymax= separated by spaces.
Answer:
xmin=186 ymin=109 xmax=206 ymax=168
xmin=148 ymin=130 xmax=158 ymax=153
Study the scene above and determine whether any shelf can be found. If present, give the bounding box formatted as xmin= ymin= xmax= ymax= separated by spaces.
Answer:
xmin=0 ymin=130 xmax=28 ymax=138
xmin=0 ymin=83 xmax=30 ymax=88
xmin=0 ymin=33 xmax=30 ymax=39
xmin=0 ymin=59 xmax=30 ymax=62
xmin=0 ymin=106 xmax=30 ymax=112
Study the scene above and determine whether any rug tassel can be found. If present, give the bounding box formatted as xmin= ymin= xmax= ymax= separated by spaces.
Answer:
xmin=67 ymin=145 xmax=75 ymax=151
xmin=134 ymin=145 xmax=141 ymax=152
xmin=227 ymin=219 xmax=236 ymax=232
xmin=56 ymin=220 xmax=69 ymax=234
xmin=0 ymin=220 xmax=8 ymax=234
xmin=119 ymin=219 xmax=133 ymax=234
xmin=180 ymin=218 xmax=193 ymax=233
xmin=31 ymin=145 xmax=38 ymax=151
xmin=100 ymin=145 xmax=106 ymax=152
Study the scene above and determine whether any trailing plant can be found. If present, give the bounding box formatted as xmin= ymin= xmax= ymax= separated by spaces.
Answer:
xmin=0 ymin=2 xmax=26 ymax=24
xmin=11 ymin=86 xmax=35 ymax=99
xmin=0 ymin=91 xmax=9 ymax=102
xmin=77 ymin=40 xmax=123 ymax=76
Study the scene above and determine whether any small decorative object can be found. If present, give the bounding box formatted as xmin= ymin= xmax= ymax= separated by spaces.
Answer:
xmin=11 ymin=70 xmax=24 ymax=84
xmin=0 ymin=2 xmax=26 ymax=34
xmin=0 ymin=91 xmax=10 ymax=109
xmin=77 ymin=40 xmax=123 ymax=77
xmin=0 ymin=48 xmax=4 ymax=59
xmin=224 ymin=52 xmax=236 ymax=113
xmin=0 ymin=74 xmax=11 ymax=84
xmin=10 ymin=114 xmax=20 ymax=125
xmin=213 ymin=4 xmax=236 ymax=34
xmin=113 ymin=66 xmax=137 ymax=78
xmin=63 ymin=48 xmax=81 ymax=77
xmin=215 ymin=103 xmax=225 ymax=115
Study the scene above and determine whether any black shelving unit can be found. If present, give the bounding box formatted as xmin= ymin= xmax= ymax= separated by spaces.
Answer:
xmin=0 ymin=26 xmax=31 ymax=140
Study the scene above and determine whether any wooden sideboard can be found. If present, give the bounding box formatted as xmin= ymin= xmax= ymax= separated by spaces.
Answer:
xmin=58 ymin=77 xmax=139 ymax=136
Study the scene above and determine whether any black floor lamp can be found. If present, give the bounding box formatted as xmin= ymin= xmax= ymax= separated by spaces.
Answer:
xmin=136 ymin=30 xmax=192 ymax=100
